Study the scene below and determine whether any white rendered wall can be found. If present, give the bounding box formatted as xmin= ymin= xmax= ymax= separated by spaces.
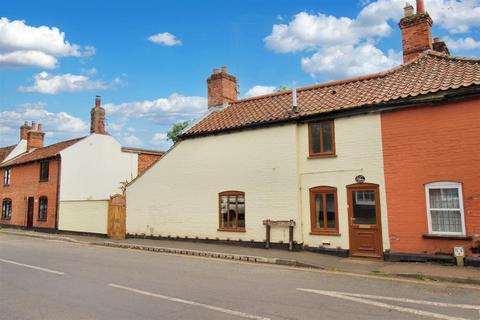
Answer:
xmin=3 ymin=139 xmax=27 ymax=163
xmin=58 ymin=201 xmax=108 ymax=234
xmin=127 ymin=125 xmax=300 ymax=243
xmin=298 ymin=113 xmax=390 ymax=250
xmin=59 ymin=134 xmax=138 ymax=201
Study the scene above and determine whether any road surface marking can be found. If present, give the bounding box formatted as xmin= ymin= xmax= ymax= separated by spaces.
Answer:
xmin=109 ymin=283 xmax=270 ymax=320
xmin=0 ymin=258 xmax=64 ymax=275
xmin=297 ymin=288 xmax=475 ymax=320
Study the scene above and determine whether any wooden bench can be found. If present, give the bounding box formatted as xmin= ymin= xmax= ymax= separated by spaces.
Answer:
xmin=262 ymin=219 xmax=296 ymax=251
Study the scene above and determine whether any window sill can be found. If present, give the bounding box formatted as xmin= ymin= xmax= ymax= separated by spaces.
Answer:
xmin=218 ymin=228 xmax=246 ymax=233
xmin=422 ymin=234 xmax=472 ymax=241
xmin=1 ymin=218 xmax=11 ymax=221
xmin=37 ymin=219 xmax=47 ymax=222
xmin=39 ymin=179 xmax=49 ymax=183
xmin=3 ymin=184 xmax=10 ymax=187
xmin=308 ymin=154 xmax=337 ymax=159
xmin=310 ymin=231 xmax=341 ymax=236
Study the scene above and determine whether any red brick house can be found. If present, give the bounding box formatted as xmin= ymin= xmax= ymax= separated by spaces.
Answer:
xmin=0 ymin=97 xmax=163 ymax=233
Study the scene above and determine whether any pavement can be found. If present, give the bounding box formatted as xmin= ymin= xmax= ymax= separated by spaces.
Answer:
xmin=1 ymin=233 xmax=480 ymax=320
xmin=1 ymin=228 xmax=479 ymax=286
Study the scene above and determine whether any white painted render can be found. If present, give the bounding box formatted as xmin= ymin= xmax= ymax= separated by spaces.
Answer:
xmin=58 ymin=201 xmax=109 ymax=234
xmin=57 ymin=134 xmax=138 ymax=234
xmin=298 ymin=113 xmax=390 ymax=250
xmin=126 ymin=113 xmax=389 ymax=251
xmin=2 ymin=139 xmax=27 ymax=163
xmin=127 ymin=125 xmax=300 ymax=243
xmin=59 ymin=134 xmax=138 ymax=201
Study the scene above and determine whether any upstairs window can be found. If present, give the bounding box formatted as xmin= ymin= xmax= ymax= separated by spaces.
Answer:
xmin=308 ymin=120 xmax=335 ymax=157
xmin=39 ymin=160 xmax=49 ymax=182
xmin=38 ymin=196 xmax=48 ymax=221
xmin=219 ymin=191 xmax=245 ymax=232
xmin=309 ymin=186 xmax=339 ymax=234
xmin=2 ymin=198 xmax=12 ymax=220
xmin=3 ymin=169 xmax=11 ymax=186
xmin=425 ymin=182 xmax=465 ymax=235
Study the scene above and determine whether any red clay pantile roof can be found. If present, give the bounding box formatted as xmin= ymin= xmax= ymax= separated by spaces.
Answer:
xmin=0 ymin=137 xmax=85 ymax=168
xmin=185 ymin=51 xmax=480 ymax=136
xmin=0 ymin=145 xmax=15 ymax=163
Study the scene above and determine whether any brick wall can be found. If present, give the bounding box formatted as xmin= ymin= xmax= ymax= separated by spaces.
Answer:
xmin=0 ymin=159 xmax=59 ymax=230
xmin=381 ymin=98 xmax=480 ymax=255
xmin=137 ymin=153 xmax=163 ymax=175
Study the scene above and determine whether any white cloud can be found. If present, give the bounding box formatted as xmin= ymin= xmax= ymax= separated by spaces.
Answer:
xmin=244 ymin=85 xmax=277 ymax=98
xmin=151 ymin=132 xmax=168 ymax=145
xmin=148 ymin=32 xmax=182 ymax=46
xmin=122 ymin=135 xmax=143 ymax=147
xmin=444 ymin=36 xmax=480 ymax=51
xmin=104 ymin=93 xmax=207 ymax=125
xmin=302 ymin=43 xmax=401 ymax=79
xmin=0 ymin=102 xmax=88 ymax=145
xmin=0 ymin=17 xmax=95 ymax=68
xmin=265 ymin=0 xmax=480 ymax=79
xmin=18 ymin=71 xmax=125 ymax=94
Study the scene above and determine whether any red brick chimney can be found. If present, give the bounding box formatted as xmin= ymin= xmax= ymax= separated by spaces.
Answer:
xmin=27 ymin=121 xmax=45 ymax=151
xmin=20 ymin=121 xmax=32 ymax=140
xmin=207 ymin=66 xmax=237 ymax=108
xmin=90 ymin=95 xmax=107 ymax=135
xmin=399 ymin=0 xmax=433 ymax=63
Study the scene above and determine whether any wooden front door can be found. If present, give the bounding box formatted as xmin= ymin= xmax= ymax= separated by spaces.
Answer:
xmin=107 ymin=194 xmax=126 ymax=240
xmin=347 ymin=184 xmax=383 ymax=258
xmin=26 ymin=197 xmax=34 ymax=228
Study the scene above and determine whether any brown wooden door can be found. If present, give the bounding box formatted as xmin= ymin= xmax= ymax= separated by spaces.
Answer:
xmin=108 ymin=195 xmax=126 ymax=240
xmin=347 ymin=184 xmax=383 ymax=258
xmin=26 ymin=197 xmax=34 ymax=228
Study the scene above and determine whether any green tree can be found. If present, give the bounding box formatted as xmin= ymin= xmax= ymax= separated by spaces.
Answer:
xmin=167 ymin=120 xmax=190 ymax=144
xmin=277 ymin=85 xmax=289 ymax=92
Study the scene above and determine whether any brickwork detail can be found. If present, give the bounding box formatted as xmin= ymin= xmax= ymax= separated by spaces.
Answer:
xmin=381 ymin=99 xmax=480 ymax=256
xmin=207 ymin=67 xmax=237 ymax=108
xmin=138 ymin=153 xmax=163 ymax=175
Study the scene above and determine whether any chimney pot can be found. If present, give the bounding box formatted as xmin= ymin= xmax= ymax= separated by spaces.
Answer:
xmin=95 ymin=95 xmax=101 ymax=107
xmin=31 ymin=121 xmax=36 ymax=131
xmin=26 ymin=121 xmax=45 ymax=151
xmin=434 ymin=37 xmax=440 ymax=43
xmin=221 ymin=66 xmax=227 ymax=74
xmin=213 ymin=68 xmax=219 ymax=74
xmin=37 ymin=123 xmax=42 ymax=131
xmin=404 ymin=3 xmax=414 ymax=17
xmin=416 ymin=0 xmax=425 ymax=14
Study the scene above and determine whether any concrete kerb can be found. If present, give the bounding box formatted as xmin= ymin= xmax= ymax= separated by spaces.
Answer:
xmin=96 ymin=241 xmax=318 ymax=269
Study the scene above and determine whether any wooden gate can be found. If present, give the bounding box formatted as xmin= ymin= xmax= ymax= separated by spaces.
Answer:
xmin=107 ymin=194 xmax=126 ymax=240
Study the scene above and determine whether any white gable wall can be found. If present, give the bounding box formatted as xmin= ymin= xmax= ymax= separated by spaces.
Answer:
xmin=126 ymin=124 xmax=301 ymax=243
xmin=58 ymin=134 xmax=138 ymax=234
xmin=3 ymin=139 xmax=27 ymax=163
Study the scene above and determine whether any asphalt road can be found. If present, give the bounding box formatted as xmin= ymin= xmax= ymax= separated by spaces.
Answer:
xmin=0 ymin=234 xmax=479 ymax=320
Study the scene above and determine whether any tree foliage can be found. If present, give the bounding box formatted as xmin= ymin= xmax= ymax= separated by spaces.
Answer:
xmin=167 ymin=120 xmax=190 ymax=144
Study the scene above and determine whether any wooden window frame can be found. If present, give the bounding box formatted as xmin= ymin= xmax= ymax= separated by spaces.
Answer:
xmin=218 ymin=191 xmax=246 ymax=232
xmin=425 ymin=182 xmax=466 ymax=236
xmin=1 ymin=198 xmax=12 ymax=220
xmin=3 ymin=168 xmax=11 ymax=186
xmin=39 ymin=160 xmax=49 ymax=182
xmin=309 ymin=186 xmax=340 ymax=235
xmin=38 ymin=196 xmax=48 ymax=221
xmin=308 ymin=120 xmax=336 ymax=158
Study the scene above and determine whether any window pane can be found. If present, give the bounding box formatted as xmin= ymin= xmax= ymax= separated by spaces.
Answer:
xmin=237 ymin=195 xmax=245 ymax=228
xmin=326 ymin=193 xmax=336 ymax=228
xmin=229 ymin=195 xmax=237 ymax=227
xmin=322 ymin=122 xmax=333 ymax=153
xmin=429 ymin=188 xmax=459 ymax=209
xmin=220 ymin=196 xmax=228 ymax=227
xmin=353 ymin=191 xmax=376 ymax=224
xmin=315 ymin=193 xmax=324 ymax=228
xmin=311 ymin=124 xmax=321 ymax=154
xmin=431 ymin=210 xmax=462 ymax=233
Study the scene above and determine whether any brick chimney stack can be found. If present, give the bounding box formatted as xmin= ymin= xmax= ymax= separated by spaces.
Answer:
xmin=90 ymin=95 xmax=107 ymax=135
xmin=399 ymin=0 xmax=433 ymax=63
xmin=26 ymin=121 xmax=45 ymax=151
xmin=20 ymin=121 xmax=32 ymax=140
xmin=207 ymin=66 xmax=237 ymax=108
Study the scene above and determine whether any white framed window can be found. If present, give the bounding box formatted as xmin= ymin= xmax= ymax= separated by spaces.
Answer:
xmin=3 ymin=169 xmax=11 ymax=186
xmin=425 ymin=182 xmax=465 ymax=236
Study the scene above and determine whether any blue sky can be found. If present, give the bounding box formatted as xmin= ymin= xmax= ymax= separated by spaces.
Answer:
xmin=1 ymin=0 xmax=479 ymax=150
